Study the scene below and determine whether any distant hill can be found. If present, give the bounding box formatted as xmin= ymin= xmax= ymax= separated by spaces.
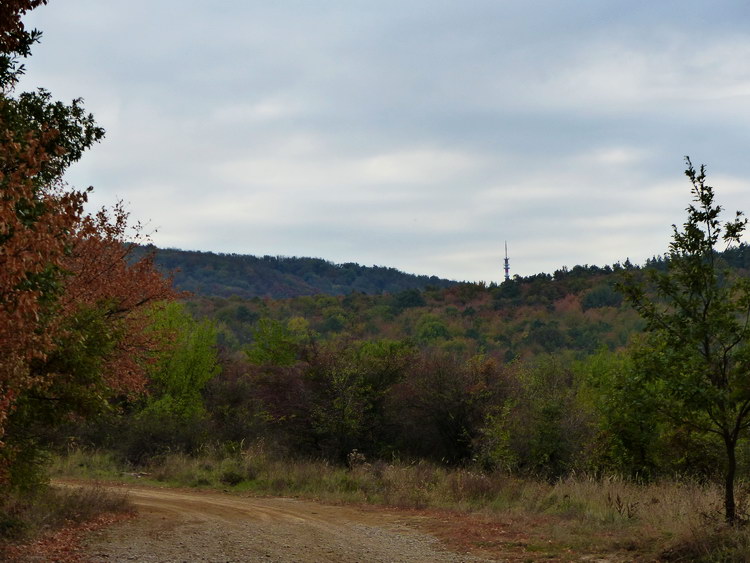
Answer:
xmin=141 ymin=244 xmax=750 ymax=358
xmin=185 ymin=259 xmax=643 ymax=359
xmin=134 ymin=246 xmax=459 ymax=298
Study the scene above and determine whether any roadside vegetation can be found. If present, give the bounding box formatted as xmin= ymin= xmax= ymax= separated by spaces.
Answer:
xmin=50 ymin=446 xmax=750 ymax=561
xmin=0 ymin=0 xmax=173 ymax=552
xmin=0 ymin=483 xmax=130 ymax=542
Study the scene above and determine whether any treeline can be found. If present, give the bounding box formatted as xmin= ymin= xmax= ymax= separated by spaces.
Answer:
xmin=57 ymin=307 xmax=740 ymax=483
xmin=189 ymin=271 xmax=640 ymax=361
xmin=57 ymin=237 xmax=750 ymax=488
xmin=136 ymin=246 xmax=458 ymax=299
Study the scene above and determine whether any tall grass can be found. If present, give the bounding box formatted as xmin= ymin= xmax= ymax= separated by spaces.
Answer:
xmin=50 ymin=445 xmax=750 ymax=561
xmin=51 ymin=448 xmax=126 ymax=481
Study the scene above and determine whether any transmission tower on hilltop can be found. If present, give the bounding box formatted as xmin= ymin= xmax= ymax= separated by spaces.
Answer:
xmin=503 ymin=241 xmax=510 ymax=282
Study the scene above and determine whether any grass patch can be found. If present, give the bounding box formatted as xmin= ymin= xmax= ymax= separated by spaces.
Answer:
xmin=0 ymin=483 xmax=131 ymax=543
xmin=660 ymin=524 xmax=750 ymax=562
xmin=50 ymin=448 xmax=127 ymax=481
xmin=50 ymin=446 xmax=750 ymax=560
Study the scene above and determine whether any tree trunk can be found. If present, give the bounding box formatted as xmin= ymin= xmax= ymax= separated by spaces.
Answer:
xmin=724 ymin=433 xmax=737 ymax=525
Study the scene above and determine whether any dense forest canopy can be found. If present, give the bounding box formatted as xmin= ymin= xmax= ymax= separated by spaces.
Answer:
xmin=132 ymin=246 xmax=459 ymax=299
xmin=135 ymin=243 xmax=750 ymax=300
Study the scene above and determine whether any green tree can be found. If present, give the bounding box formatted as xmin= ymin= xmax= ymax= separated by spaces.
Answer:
xmin=121 ymin=303 xmax=220 ymax=461
xmin=246 ymin=317 xmax=310 ymax=366
xmin=311 ymin=339 xmax=412 ymax=460
xmin=619 ymin=158 xmax=750 ymax=524
xmin=578 ymin=348 xmax=662 ymax=477
xmin=143 ymin=302 xmax=220 ymax=420
xmin=415 ymin=314 xmax=450 ymax=342
xmin=492 ymin=355 xmax=590 ymax=478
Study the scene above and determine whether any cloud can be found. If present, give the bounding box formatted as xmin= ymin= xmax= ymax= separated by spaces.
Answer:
xmin=15 ymin=1 xmax=750 ymax=281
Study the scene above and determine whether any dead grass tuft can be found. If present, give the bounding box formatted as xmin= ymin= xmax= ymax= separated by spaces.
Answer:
xmin=1 ymin=484 xmax=130 ymax=541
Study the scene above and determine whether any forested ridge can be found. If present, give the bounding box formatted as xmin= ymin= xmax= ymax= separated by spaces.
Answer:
xmin=182 ymin=245 xmax=749 ymax=361
xmin=190 ymin=260 xmax=639 ymax=358
xmin=134 ymin=245 xmax=458 ymax=299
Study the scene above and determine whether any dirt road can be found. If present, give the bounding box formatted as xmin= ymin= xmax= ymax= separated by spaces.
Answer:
xmin=81 ymin=484 xmax=496 ymax=562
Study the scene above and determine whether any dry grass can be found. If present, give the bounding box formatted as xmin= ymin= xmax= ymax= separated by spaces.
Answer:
xmin=0 ymin=483 xmax=131 ymax=542
xmin=50 ymin=448 xmax=125 ymax=481
xmin=50 ymin=446 xmax=750 ymax=561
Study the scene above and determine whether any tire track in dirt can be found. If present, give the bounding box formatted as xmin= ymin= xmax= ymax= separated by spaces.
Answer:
xmin=80 ymin=484 xmax=495 ymax=562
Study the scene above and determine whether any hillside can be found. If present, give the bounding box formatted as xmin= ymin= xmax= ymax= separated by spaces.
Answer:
xmin=136 ymin=246 xmax=459 ymax=299
xmin=188 ymin=245 xmax=750 ymax=358
xmin=187 ymin=262 xmax=645 ymax=359
xmin=147 ymin=244 xmax=750 ymax=360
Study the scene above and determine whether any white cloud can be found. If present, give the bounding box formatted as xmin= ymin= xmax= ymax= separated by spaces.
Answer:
xmin=211 ymin=99 xmax=307 ymax=123
xmin=14 ymin=1 xmax=750 ymax=280
xmin=361 ymin=149 xmax=478 ymax=184
xmin=532 ymin=34 xmax=750 ymax=118
xmin=216 ymin=147 xmax=479 ymax=191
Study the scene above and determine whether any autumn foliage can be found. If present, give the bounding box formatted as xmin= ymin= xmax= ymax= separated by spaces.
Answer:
xmin=0 ymin=1 xmax=175 ymax=488
xmin=60 ymin=205 xmax=177 ymax=394
xmin=0 ymin=133 xmax=83 ymax=439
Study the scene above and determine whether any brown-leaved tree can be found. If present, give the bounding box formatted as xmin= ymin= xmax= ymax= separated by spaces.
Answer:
xmin=0 ymin=1 xmax=176 ymax=489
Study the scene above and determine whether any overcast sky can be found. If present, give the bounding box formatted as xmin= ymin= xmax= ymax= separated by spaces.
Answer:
xmin=16 ymin=1 xmax=750 ymax=282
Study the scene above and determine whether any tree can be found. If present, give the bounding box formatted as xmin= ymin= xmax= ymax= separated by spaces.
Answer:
xmin=3 ymin=202 xmax=177 ymax=488
xmin=0 ymin=1 xmax=47 ymax=89
xmin=302 ymin=339 xmax=413 ymax=461
xmin=115 ymin=302 xmax=219 ymax=462
xmin=578 ymin=348 xmax=664 ymax=478
xmin=246 ymin=317 xmax=310 ymax=366
xmin=619 ymin=158 xmax=750 ymax=524
xmin=1 ymin=1 xmax=103 ymax=474
xmin=0 ymin=1 xmax=176 ymax=488
xmin=390 ymin=352 xmax=503 ymax=463
xmin=143 ymin=302 xmax=220 ymax=420
xmin=58 ymin=204 xmax=176 ymax=395
xmin=245 ymin=333 xmax=413 ymax=461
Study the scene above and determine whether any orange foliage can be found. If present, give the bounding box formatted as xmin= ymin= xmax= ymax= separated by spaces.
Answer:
xmin=554 ymin=293 xmax=581 ymax=315
xmin=60 ymin=203 xmax=177 ymax=394
xmin=0 ymin=0 xmax=176 ymax=487
xmin=0 ymin=127 xmax=89 ymax=445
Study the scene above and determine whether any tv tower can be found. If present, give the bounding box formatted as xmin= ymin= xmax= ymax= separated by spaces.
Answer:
xmin=503 ymin=241 xmax=510 ymax=282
